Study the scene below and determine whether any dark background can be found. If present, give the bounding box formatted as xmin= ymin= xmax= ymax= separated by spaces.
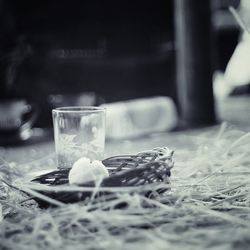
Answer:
xmin=0 ymin=0 xmax=240 ymax=127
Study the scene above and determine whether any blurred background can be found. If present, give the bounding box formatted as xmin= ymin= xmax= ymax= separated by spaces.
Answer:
xmin=1 ymin=0 xmax=249 ymax=143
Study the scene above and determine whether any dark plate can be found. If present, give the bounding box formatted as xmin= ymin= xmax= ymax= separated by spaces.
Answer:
xmin=30 ymin=148 xmax=174 ymax=208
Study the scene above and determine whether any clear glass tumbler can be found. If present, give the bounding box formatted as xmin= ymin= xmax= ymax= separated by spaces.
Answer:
xmin=52 ymin=107 xmax=106 ymax=169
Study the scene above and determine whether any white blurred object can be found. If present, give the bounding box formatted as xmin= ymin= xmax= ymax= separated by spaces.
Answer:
xmin=224 ymin=32 xmax=250 ymax=87
xmin=101 ymin=96 xmax=177 ymax=139
xmin=213 ymin=71 xmax=234 ymax=99
xmin=223 ymin=0 xmax=250 ymax=89
xmin=240 ymin=0 xmax=250 ymax=26
xmin=68 ymin=157 xmax=109 ymax=185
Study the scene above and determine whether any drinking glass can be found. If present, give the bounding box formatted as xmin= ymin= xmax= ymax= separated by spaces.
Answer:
xmin=52 ymin=107 xmax=106 ymax=169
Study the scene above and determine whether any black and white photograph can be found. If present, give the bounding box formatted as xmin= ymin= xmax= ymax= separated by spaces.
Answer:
xmin=0 ymin=0 xmax=250 ymax=249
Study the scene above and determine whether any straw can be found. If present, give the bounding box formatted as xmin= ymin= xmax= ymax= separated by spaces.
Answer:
xmin=229 ymin=6 xmax=250 ymax=34
xmin=1 ymin=125 xmax=250 ymax=249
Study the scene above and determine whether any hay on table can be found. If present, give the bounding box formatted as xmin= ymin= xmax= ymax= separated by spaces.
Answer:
xmin=1 ymin=125 xmax=250 ymax=250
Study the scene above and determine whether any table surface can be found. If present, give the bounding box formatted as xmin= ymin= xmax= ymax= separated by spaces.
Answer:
xmin=1 ymin=96 xmax=249 ymax=164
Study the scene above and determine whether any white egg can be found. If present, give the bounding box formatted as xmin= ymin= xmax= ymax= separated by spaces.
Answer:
xmin=68 ymin=157 xmax=109 ymax=185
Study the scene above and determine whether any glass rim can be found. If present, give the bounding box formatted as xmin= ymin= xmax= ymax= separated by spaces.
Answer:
xmin=52 ymin=106 xmax=105 ymax=113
